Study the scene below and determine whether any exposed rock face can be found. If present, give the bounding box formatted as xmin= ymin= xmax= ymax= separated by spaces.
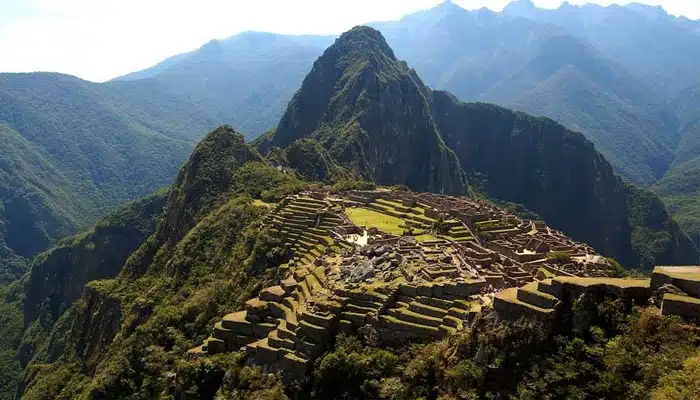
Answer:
xmin=264 ymin=26 xmax=697 ymax=270
xmin=269 ymin=26 xmax=469 ymax=195
xmin=23 ymin=192 xmax=166 ymax=328
xmin=432 ymin=94 xmax=631 ymax=264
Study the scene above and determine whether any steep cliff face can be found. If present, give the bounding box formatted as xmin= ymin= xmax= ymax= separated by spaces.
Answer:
xmin=270 ymin=26 xmax=469 ymax=195
xmin=23 ymin=191 xmax=167 ymax=328
xmin=0 ymin=191 xmax=165 ymax=400
xmin=431 ymin=91 xmax=696 ymax=269
xmin=432 ymin=92 xmax=630 ymax=260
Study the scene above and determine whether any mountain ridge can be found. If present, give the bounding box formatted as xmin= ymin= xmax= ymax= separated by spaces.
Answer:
xmin=1 ymin=25 xmax=699 ymax=399
xmin=262 ymin=25 xmax=696 ymax=269
xmin=268 ymin=26 xmax=469 ymax=195
xmin=2 ymin=0 xmax=700 ymax=282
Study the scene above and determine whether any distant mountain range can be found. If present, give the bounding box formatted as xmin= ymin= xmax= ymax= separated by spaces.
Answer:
xmin=4 ymin=27 xmax=697 ymax=398
xmin=0 ymin=0 xmax=699 ymax=278
xmin=257 ymin=26 xmax=695 ymax=269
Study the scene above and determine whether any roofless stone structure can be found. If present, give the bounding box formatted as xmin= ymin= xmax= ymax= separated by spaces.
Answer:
xmin=189 ymin=190 xmax=697 ymax=383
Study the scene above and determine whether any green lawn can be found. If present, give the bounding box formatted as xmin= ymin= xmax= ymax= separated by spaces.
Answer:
xmin=555 ymin=277 xmax=650 ymax=288
xmin=415 ymin=234 xmax=439 ymax=242
xmin=664 ymin=293 xmax=700 ymax=304
xmin=252 ymin=199 xmax=275 ymax=208
xmin=345 ymin=207 xmax=406 ymax=235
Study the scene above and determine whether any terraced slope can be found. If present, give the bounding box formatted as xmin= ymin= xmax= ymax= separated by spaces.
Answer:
xmin=263 ymin=196 xmax=347 ymax=271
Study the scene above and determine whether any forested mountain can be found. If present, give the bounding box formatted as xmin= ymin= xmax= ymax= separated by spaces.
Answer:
xmin=653 ymin=81 xmax=700 ymax=242
xmin=373 ymin=1 xmax=686 ymax=186
xmin=370 ymin=1 xmax=700 ymax=241
xmin=265 ymin=27 xmax=468 ymax=195
xmin=1 ymin=127 xmax=304 ymax=399
xmin=110 ymin=32 xmax=331 ymax=135
xmin=0 ymin=74 xmax=194 ymax=281
xmin=0 ymin=33 xmax=327 ymax=278
xmin=2 ymin=0 xmax=700 ymax=282
xmin=0 ymin=27 xmax=698 ymax=398
xmin=260 ymin=26 xmax=695 ymax=269
xmin=107 ymin=0 xmax=700 ymax=240
xmin=503 ymin=0 xmax=700 ymax=95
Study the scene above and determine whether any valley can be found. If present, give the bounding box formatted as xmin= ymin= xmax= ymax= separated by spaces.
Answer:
xmin=0 ymin=1 xmax=699 ymax=399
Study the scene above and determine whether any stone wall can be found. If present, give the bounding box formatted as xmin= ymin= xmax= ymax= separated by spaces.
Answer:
xmin=661 ymin=294 xmax=700 ymax=319
xmin=651 ymin=267 xmax=700 ymax=297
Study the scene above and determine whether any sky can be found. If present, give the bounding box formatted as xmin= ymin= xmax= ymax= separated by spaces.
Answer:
xmin=0 ymin=0 xmax=698 ymax=82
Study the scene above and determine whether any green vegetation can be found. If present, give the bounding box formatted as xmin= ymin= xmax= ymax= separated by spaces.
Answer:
xmin=23 ymin=190 xmax=167 ymax=333
xmin=345 ymin=207 xmax=407 ymax=235
xmin=112 ymin=31 xmax=329 ymax=136
xmin=0 ymin=73 xmax=195 ymax=279
xmin=652 ymin=352 xmax=700 ymax=400
xmin=301 ymin=301 xmax=700 ymax=399
xmin=0 ymin=282 xmax=23 ymax=400
xmin=0 ymin=126 xmax=302 ymax=399
xmin=234 ymin=162 xmax=307 ymax=203
xmin=434 ymin=92 xmax=697 ymax=269
xmin=2 ymin=17 xmax=700 ymax=399
xmin=266 ymin=26 xmax=469 ymax=196
xmin=314 ymin=335 xmax=400 ymax=399
xmin=269 ymin=138 xmax=352 ymax=183
xmin=333 ymin=178 xmax=377 ymax=192
xmin=414 ymin=234 xmax=439 ymax=243
xmin=627 ymin=184 xmax=698 ymax=270
xmin=258 ymin=25 xmax=697 ymax=269
xmin=547 ymin=251 xmax=573 ymax=263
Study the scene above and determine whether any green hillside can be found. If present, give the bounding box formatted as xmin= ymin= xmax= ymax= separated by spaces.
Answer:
xmin=0 ymin=123 xmax=83 ymax=283
xmin=7 ymin=127 xmax=302 ymax=399
xmin=110 ymin=32 xmax=330 ymax=136
xmin=3 ymin=2 xmax=698 ymax=274
xmin=503 ymin=0 xmax=700 ymax=96
xmin=0 ymin=191 xmax=167 ymax=399
xmin=0 ymin=73 xmax=195 ymax=279
xmin=653 ymin=82 xmax=700 ymax=243
xmin=1 ymin=120 xmax=696 ymax=399
xmin=0 ymin=33 xmax=331 ymax=273
xmin=0 ymin=23 xmax=697 ymax=392
xmin=481 ymin=35 xmax=678 ymax=185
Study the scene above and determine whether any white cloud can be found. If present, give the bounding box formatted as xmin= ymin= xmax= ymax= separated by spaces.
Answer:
xmin=0 ymin=0 xmax=697 ymax=82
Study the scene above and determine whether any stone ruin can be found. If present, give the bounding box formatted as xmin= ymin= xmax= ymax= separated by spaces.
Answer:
xmin=188 ymin=190 xmax=697 ymax=383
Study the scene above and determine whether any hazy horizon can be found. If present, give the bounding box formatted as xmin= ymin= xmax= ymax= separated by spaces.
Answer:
xmin=1 ymin=0 xmax=698 ymax=82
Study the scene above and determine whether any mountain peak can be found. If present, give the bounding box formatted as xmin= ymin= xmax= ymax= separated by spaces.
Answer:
xmin=331 ymin=25 xmax=396 ymax=60
xmin=504 ymin=0 xmax=539 ymax=16
xmin=269 ymin=27 xmax=469 ymax=195
xmin=434 ymin=0 xmax=462 ymax=11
